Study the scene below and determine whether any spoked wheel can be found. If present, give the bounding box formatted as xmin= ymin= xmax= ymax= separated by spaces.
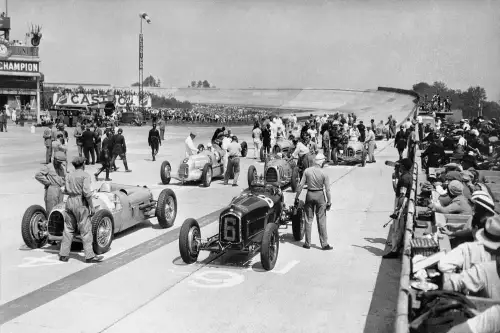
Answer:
xmin=91 ymin=209 xmax=114 ymax=254
xmin=160 ymin=161 xmax=172 ymax=185
xmin=156 ymin=188 xmax=178 ymax=228
xmin=179 ymin=218 xmax=201 ymax=264
xmin=260 ymin=223 xmax=279 ymax=271
xmin=201 ymin=163 xmax=212 ymax=187
xmin=21 ymin=205 xmax=49 ymax=249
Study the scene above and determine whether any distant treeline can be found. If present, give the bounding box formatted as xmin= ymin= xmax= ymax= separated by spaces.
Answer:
xmin=412 ymin=81 xmax=500 ymax=120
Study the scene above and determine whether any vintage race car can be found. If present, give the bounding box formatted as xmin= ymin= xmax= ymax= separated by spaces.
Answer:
xmin=160 ymin=142 xmax=247 ymax=187
xmin=247 ymin=154 xmax=300 ymax=192
xmin=259 ymin=137 xmax=296 ymax=162
xmin=336 ymin=140 xmax=367 ymax=167
xmin=21 ymin=183 xmax=177 ymax=254
xmin=178 ymin=183 xmax=306 ymax=271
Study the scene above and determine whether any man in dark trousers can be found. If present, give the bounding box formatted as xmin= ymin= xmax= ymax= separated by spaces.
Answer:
xmin=394 ymin=125 xmax=407 ymax=160
xmin=148 ymin=123 xmax=162 ymax=161
xmin=223 ymin=136 xmax=242 ymax=186
xmin=357 ymin=120 xmax=366 ymax=142
xmin=294 ymin=153 xmax=333 ymax=250
xmin=0 ymin=110 xmax=7 ymax=132
xmin=82 ymin=125 xmax=96 ymax=165
xmin=94 ymin=130 xmax=112 ymax=181
xmin=59 ymin=156 xmax=103 ymax=263
xmin=93 ymin=123 xmax=102 ymax=164
xmin=262 ymin=123 xmax=272 ymax=158
xmin=110 ymin=128 xmax=132 ymax=172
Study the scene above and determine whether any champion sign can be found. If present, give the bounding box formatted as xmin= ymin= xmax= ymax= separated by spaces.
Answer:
xmin=0 ymin=61 xmax=39 ymax=72
xmin=53 ymin=93 xmax=152 ymax=108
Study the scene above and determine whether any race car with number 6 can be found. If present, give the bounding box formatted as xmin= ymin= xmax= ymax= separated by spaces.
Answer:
xmin=178 ymin=182 xmax=306 ymax=271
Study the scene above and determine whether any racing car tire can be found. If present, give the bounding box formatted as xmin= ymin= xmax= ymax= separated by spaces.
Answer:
xmin=156 ymin=188 xmax=178 ymax=228
xmin=291 ymin=200 xmax=305 ymax=241
xmin=247 ymin=165 xmax=257 ymax=188
xmin=160 ymin=161 xmax=172 ymax=185
xmin=201 ymin=163 xmax=212 ymax=187
xmin=261 ymin=223 xmax=279 ymax=271
xmin=260 ymin=146 xmax=266 ymax=162
xmin=291 ymin=166 xmax=300 ymax=192
xmin=240 ymin=141 xmax=248 ymax=157
xmin=21 ymin=205 xmax=49 ymax=249
xmin=179 ymin=218 xmax=201 ymax=264
xmin=91 ymin=209 xmax=115 ymax=255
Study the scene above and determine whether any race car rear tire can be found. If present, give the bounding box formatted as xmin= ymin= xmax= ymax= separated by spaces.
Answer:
xmin=160 ymin=161 xmax=172 ymax=185
xmin=21 ymin=205 xmax=48 ymax=249
xmin=261 ymin=223 xmax=279 ymax=271
xmin=201 ymin=163 xmax=212 ymax=187
xmin=240 ymin=141 xmax=248 ymax=157
xmin=179 ymin=218 xmax=201 ymax=264
xmin=291 ymin=166 xmax=300 ymax=192
xmin=91 ymin=209 xmax=114 ymax=255
xmin=247 ymin=165 xmax=257 ymax=188
xmin=156 ymin=188 xmax=177 ymax=228
xmin=291 ymin=200 xmax=305 ymax=241
xmin=260 ymin=146 xmax=265 ymax=162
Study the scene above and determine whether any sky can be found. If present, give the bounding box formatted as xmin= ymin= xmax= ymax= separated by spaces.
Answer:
xmin=8 ymin=0 xmax=500 ymax=99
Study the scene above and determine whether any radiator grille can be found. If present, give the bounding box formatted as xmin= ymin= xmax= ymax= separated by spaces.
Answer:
xmin=178 ymin=164 xmax=189 ymax=178
xmin=219 ymin=213 xmax=240 ymax=243
xmin=265 ymin=167 xmax=278 ymax=183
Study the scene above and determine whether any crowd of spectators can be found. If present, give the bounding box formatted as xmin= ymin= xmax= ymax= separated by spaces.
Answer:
xmin=49 ymin=87 xmax=153 ymax=98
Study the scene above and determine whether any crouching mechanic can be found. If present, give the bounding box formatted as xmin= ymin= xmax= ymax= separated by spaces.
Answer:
xmin=294 ymin=153 xmax=333 ymax=250
xmin=59 ymin=156 xmax=103 ymax=263
xmin=223 ymin=135 xmax=241 ymax=187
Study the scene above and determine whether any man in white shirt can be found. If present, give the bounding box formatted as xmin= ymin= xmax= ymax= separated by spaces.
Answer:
xmin=185 ymin=132 xmax=198 ymax=157
xmin=404 ymin=118 xmax=412 ymax=130
xmin=463 ymin=120 xmax=471 ymax=131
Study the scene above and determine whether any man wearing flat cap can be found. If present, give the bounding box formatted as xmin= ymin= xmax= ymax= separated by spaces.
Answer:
xmin=35 ymin=158 xmax=66 ymax=213
xmin=428 ymin=180 xmax=473 ymax=215
xmin=295 ymin=153 xmax=333 ymax=251
xmin=59 ymin=156 xmax=103 ymax=263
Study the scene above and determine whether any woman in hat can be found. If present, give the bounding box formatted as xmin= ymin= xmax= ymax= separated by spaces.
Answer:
xmin=428 ymin=180 xmax=473 ymax=215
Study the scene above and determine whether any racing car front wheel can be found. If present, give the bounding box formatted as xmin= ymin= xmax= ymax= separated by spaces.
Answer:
xmin=240 ymin=141 xmax=248 ymax=157
xmin=291 ymin=201 xmax=305 ymax=241
xmin=261 ymin=223 xmax=280 ymax=271
xmin=156 ymin=188 xmax=177 ymax=228
xmin=201 ymin=163 xmax=212 ymax=187
xmin=179 ymin=218 xmax=201 ymax=264
xmin=361 ymin=149 xmax=367 ymax=167
xmin=247 ymin=165 xmax=257 ymax=187
xmin=91 ymin=209 xmax=115 ymax=255
xmin=160 ymin=161 xmax=172 ymax=185
xmin=21 ymin=205 xmax=49 ymax=249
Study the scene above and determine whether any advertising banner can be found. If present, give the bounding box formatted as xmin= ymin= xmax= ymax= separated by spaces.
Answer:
xmin=52 ymin=93 xmax=152 ymax=108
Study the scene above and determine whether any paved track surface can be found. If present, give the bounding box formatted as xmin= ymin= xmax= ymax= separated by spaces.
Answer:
xmin=0 ymin=93 xmax=411 ymax=333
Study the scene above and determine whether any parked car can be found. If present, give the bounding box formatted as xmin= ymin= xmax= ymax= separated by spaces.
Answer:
xmin=336 ymin=141 xmax=367 ymax=167
xmin=247 ymin=153 xmax=300 ymax=192
xmin=160 ymin=141 xmax=247 ymax=187
xmin=21 ymin=183 xmax=177 ymax=254
xmin=259 ymin=137 xmax=296 ymax=162
xmin=178 ymin=183 xmax=306 ymax=271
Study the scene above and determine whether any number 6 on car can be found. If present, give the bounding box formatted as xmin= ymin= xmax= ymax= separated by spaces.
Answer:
xmin=179 ymin=182 xmax=307 ymax=271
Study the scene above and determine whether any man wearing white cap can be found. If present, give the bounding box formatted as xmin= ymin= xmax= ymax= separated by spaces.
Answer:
xmin=428 ymin=180 xmax=473 ymax=215
xmin=294 ymin=153 xmax=333 ymax=250
xmin=185 ymin=132 xmax=198 ymax=157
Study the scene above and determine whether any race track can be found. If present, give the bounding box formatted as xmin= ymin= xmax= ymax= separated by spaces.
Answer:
xmin=0 ymin=91 xmax=412 ymax=333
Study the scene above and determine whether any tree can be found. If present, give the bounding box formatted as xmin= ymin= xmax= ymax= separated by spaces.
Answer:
xmin=412 ymin=82 xmax=431 ymax=93
xmin=190 ymin=81 xmax=196 ymax=88
xmin=131 ymin=75 xmax=159 ymax=87
xmin=433 ymin=81 xmax=448 ymax=94
xmin=202 ymin=80 xmax=210 ymax=88
xmin=197 ymin=80 xmax=202 ymax=88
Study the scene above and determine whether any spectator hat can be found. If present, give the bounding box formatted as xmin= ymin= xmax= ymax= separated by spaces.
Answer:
xmin=471 ymin=191 xmax=495 ymax=214
xmin=190 ymin=132 xmax=196 ymax=137
xmin=71 ymin=156 xmax=86 ymax=167
xmin=447 ymin=180 xmax=463 ymax=196
xmin=475 ymin=215 xmax=500 ymax=250
xmin=315 ymin=153 xmax=326 ymax=163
